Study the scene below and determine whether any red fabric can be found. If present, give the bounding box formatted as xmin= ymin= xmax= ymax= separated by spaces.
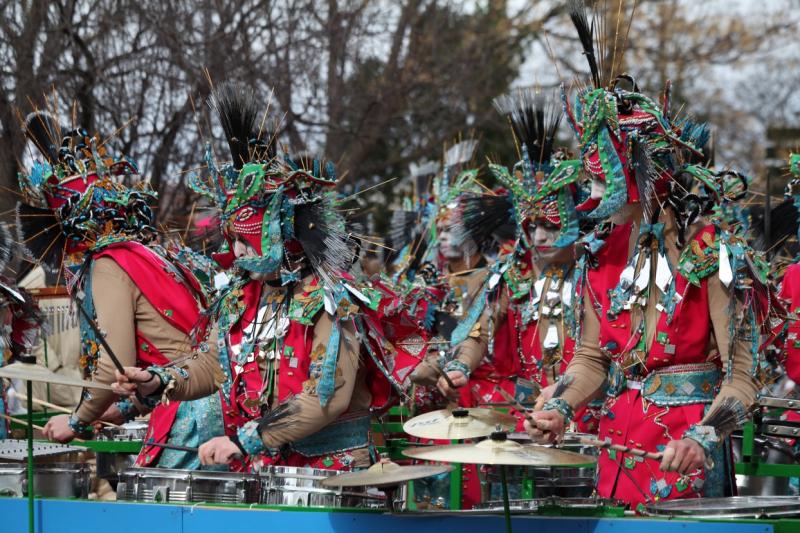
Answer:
xmin=95 ymin=242 xmax=205 ymax=467
xmin=780 ymin=263 xmax=800 ymax=383
xmin=584 ymin=223 xmax=721 ymax=507
xmin=220 ymin=280 xmax=266 ymax=437
xmin=596 ymin=390 xmax=706 ymax=507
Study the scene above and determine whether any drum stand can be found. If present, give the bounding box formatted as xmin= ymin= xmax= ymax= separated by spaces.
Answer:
xmin=499 ymin=465 xmax=512 ymax=533
xmin=24 ymin=380 xmax=35 ymax=533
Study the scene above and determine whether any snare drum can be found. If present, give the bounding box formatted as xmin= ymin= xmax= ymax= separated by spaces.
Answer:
xmin=96 ymin=421 xmax=149 ymax=485
xmin=261 ymin=466 xmax=382 ymax=508
xmin=482 ymin=433 xmax=598 ymax=501
xmin=0 ymin=462 xmax=90 ymax=498
xmin=99 ymin=421 xmax=149 ymax=442
xmin=472 ymin=496 xmax=620 ymax=515
xmin=645 ymin=496 xmax=800 ymax=519
xmin=116 ymin=467 xmax=260 ymax=504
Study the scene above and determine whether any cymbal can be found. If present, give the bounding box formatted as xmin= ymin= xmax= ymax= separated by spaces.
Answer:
xmin=403 ymin=436 xmax=597 ymax=467
xmin=0 ymin=362 xmax=114 ymax=391
xmin=320 ymin=461 xmax=452 ymax=488
xmin=403 ymin=407 xmax=517 ymax=440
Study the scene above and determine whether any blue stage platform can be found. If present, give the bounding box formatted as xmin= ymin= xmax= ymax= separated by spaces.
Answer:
xmin=0 ymin=498 xmax=783 ymax=533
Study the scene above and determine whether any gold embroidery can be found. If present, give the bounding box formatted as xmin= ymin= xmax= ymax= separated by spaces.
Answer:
xmin=645 ymin=375 xmax=661 ymax=396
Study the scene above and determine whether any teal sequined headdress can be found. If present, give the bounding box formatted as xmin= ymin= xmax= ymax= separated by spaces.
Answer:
xmin=458 ymin=88 xmax=583 ymax=252
xmin=188 ymin=82 xmax=356 ymax=285
xmin=16 ymin=111 xmax=156 ymax=272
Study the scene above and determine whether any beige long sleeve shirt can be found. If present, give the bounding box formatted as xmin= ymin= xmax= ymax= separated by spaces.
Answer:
xmin=74 ymin=257 xmax=198 ymax=424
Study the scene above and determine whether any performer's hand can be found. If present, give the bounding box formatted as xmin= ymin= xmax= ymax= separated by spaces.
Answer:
xmin=98 ymin=403 xmax=126 ymax=426
xmin=524 ymin=410 xmax=564 ymax=444
xmin=409 ymin=360 xmax=439 ymax=387
xmin=660 ymin=438 xmax=705 ymax=474
xmin=437 ymin=371 xmax=468 ymax=400
xmin=42 ymin=414 xmax=77 ymax=443
xmin=113 ymin=367 xmax=160 ymax=397
xmin=198 ymin=436 xmax=243 ymax=465
xmin=534 ymin=384 xmax=557 ymax=411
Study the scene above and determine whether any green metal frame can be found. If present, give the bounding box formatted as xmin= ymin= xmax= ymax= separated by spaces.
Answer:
xmin=372 ymin=406 xmax=464 ymax=510
xmin=734 ymin=419 xmax=800 ymax=478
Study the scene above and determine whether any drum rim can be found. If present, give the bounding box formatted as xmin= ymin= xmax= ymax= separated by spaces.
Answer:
xmin=645 ymin=496 xmax=800 ymax=517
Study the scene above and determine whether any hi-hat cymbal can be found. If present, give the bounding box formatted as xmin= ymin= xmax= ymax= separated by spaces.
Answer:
xmin=403 ymin=436 xmax=597 ymax=467
xmin=403 ymin=407 xmax=517 ymax=440
xmin=320 ymin=461 xmax=452 ymax=488
xmin=0 ymin=362 xmax=114 ymax=391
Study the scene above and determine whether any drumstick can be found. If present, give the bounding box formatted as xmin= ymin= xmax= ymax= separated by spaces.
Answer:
xmin=433 ymin=362 xmax=457 ymax=390
xmin=579 ymin=437 xmax=663 ymax=461
xmin=0 ymin=413 xmax=86 ymax=443
xmin=147 ymin=439 xmax=243 ymax=460
xmin=493 ymin=386 xmax=533 ymax=421
xmin=147 ymin=441 xmax=198 ymax=453
xmin=14 ymin=392 xmax=122 ymax=428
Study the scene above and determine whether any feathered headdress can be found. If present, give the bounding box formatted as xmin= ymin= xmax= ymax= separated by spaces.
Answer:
xmin=16 ymin=110 xmax=155 ymax=272
xmin=458 ymin=89 xmax=582 ymax=253
xmin=563 ymin=1 xmax=708 ymax=222
xmin=189 ymin=82 xmax=356 ymax=285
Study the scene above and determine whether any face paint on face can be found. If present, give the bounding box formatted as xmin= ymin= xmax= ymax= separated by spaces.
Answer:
xmin=532 ymin=221 xmax=559 ymax=248
xmin=438 ymin=226 xmax=465 ymax=259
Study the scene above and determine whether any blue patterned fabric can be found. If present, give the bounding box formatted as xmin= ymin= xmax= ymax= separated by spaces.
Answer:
xmin=640 ymin=365 xmax=721 ymax=406
xmin=157 ymin=393 xmax=226 ymax=470
xmin=291 ymin=415 xmax=371 ymax=457
xmin=237 ymin=420 xmax=267 ymax=457
xmin=318 ymin=318 xmax=341 ymax=407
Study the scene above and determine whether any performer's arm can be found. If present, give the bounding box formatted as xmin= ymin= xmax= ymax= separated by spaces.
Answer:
xmin=527 ymin=287 xmax=609 ymax=441
xmin=552 ymin=287 xmax=610 ymax=411
xmin=145 ymin=324 xmax=225 ymax=401
xmin=683 ymin=272 xmax=760 ymax=453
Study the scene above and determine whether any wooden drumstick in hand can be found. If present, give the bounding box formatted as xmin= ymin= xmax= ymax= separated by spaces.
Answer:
xmin=579 ymin=436 xmax=663 ymax=461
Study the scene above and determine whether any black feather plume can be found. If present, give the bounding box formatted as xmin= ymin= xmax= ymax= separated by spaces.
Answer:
xmin=702 ymin=397 xmax=751 ymax=437
xmin=24 ymin=111 xmax=64 ymax=164
xmin=208 ymin=82 xmax=261 ymax=169
xmin=388 ymin=210 xmax=423 ymax=252
xmin=15 ymin=202 xmax=66 ymax=274
xmin=0 ymin=222 xmax=13 ymax=274
xmin=493 ymin=88 xmax=561 ymax=166
xmin=455 ymin=194 xmax=515 ymax=254
xmin=568 ymin=0 xmax=602 ymax=88
xmin=293 ymin=198 xmax=357 ymax=284
xmin=553 ymin=374 xmax=574 ymax=399
xmin=630 ymin=136 xmax=657 ymax=222
xmin=749 ymin=200 xmax=798 ymax=255
xmin=255 ymin=399 xmax=301 ymax=433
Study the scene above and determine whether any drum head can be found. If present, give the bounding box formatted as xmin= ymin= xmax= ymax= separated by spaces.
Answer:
xmin=646 ymin=496 xmax=800 ymax=518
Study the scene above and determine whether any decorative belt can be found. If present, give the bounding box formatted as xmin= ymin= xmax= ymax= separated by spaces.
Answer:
xmin=289 ymin=413 xmax=372 ymax=457
xmin=624 ymin=362 xmax=721 ymax=406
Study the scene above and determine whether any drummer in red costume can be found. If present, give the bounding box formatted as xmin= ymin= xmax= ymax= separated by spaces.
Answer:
xmin=773 ymin=155 xmax=800 ymax=384
xmin=114 ymin=83 xmax=428 ymax=471
xmin=526 ymin=1 xmax=777 ymax=511
xmin=17 ymin=110 xmax=223 ymax=469
xmin=436 ymin=89 xmax=599 ymax=432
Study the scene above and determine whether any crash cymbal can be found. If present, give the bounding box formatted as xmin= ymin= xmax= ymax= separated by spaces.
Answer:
xmin=0 ymin=362 xmax=114 ymax=390
xmin=403 ymin=433 xmax=597 ymax=467
xmin=403 ymin=407 xmax=517 ymax=440
xmin=320 ymin=461 xmax=452 ymax=488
